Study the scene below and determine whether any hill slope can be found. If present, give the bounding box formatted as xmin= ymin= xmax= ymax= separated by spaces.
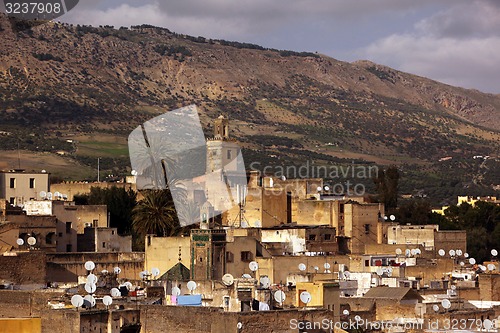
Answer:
xmin=0 ymin=16 xmax=499 ymax=202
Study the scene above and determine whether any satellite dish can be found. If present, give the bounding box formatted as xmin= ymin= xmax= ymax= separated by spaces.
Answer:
xmin=237 ymin=322 xmax=243 ymax=330
xmin=113 ymin=267 xmax=121 ymax=275
xmin=41 ymin=170 xmax=47 ymax=173
xmin=389 ymin=215 xmax=396 ymax=221
xmin=464 ymin=253 xmax=469 ymax=258
xmin=460 ymin=262 xmax=465 ymax=266
xmin=313 ymin=266 xmax=319 ymax=272
xmin=222 ymin=274 xmax=234 ymax=286
xmin=139 ymin=271 xmax=148 ymax=279
xmin=384 ymin=216 xmax=388 ymax=220
xmin=274 ymin=290 xmax=286 ymax=303
xmin=110 ymin=288 xmax=121 ymax=297
xmin=249 ymin=261 xmax=259 ymax=272
xmin=84 ymin=283 xmax=96 ymax=294
xmin=456 ymin=249 xmax=463 ymax=256
xmin=415 ymin=249 xmax=421 ymax=255
xmin=410 ymin=249 xmax=417 ymax=256
xmin=451 ymin=285 xmax=456 ymax=290
xmin=71 ymin=295 xmax=84 ymax=308
xmin=171 ymin=287 xmax=181 ymax=296
xmin=387 ymin=267 xmax=393 ymax=277
xmin=101 ymin=270 xmax=108 ymax=274
xmin=131 ymin=170 xmax=138 ymax=176
xmin=449 ymin=250 xmax=456 ymax=257
xmin=54 ymin=191 xmax=61 ymax=198
xmin=27 ymin=237 xmax=36 ymax=246
xmin=40 ymin=191 xmax=47 ymax=199
xmin=298 ymin=263 xmax=306 ymax=271
xmin=432 ymin=304 xmax=439 ymax=312
xmin=87 ymin=274 xmax=98 ymax=284
xmin=438 ymin=249 xmax=445 ymax=256
xmin=492 ymin=249 xmax=498 ymax=257
xmin=300 ymin=291 xmax=312 ymax=305
xmin=487 ymin=264 xmax=496 ymax=271
xmin=324 ymin=263 xmax=331 ymax=269
xmin=260 ymin=276 xmax=271 ymax=288
xmin=84 ymin=261 xmax=95 ymax=271
xmin=281 ymin=175 xmax=286 ymax=181
xmin=187 ymin=281 xmax=197 ymax=291
xmin=483 ymin=319 xmax=493 ymax=330
xmin=316 ymin=186 xmax=322 ymax=192
xmin=47 ymin=192 xmax=53 ymax=200
xmin=469 ymin=258 xmax=476 ymax=265
xmin=16 ymin=238 xmax=24 ymax=246
xmin=344 ymin=271 xmax=351 ymax=279
xmin=324 ymin=185 xmax=330 ymax=191
xmin=480 ymin=265 xmax=487 ymax=272
xmin=242 ymin=274 xmax=252 ymax=279
xmin=343 ymin=309 xmax=350 ymax=316
xmin=103 ymin=295 xmax=113 ymax=306
xmin=441 ymin=299 xmax=451 ymax=309
xmin=354 ymin=315 xmax=361 ymax=322
xmin=395 ymin=248 xmax=402 ymax=255
xmin=124 ymin=281 xmax=132 ymax=290
xmin=405 ymin=249 xmax=411 ymax=257
xmin=151 ymin=268 xmax=160 ymax=277
xmin=83 ymin=295 xmax=96 ymax=307
xmin=376 ymin=267 xmax=383 ymax=276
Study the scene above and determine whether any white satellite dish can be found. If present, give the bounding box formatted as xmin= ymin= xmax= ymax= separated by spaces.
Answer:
xmin=222 ymin=274 xmax=234 ymax=286
xmin=432 ymin=304 xmax=439 ymax=312
xmin=487 ymin=264 xmax=496 ymax=271
xmin=85 ymin=283 xmax=96 ymax=294
xmin=451 ymin=285 xmax=456 ymax=290
xmin=237 ymin=322 xmax=243 ymax=330
xmin=274 ymin=290 xmax=286 ymax=303
xmin=101 ymin=270 xmax=108 ymax=274
xmin=313 ymin=266 xmax=319 ymax=272
xmin=27 ymin=237 xmax=36 ymax=246
xmin=242 ymin=274 xmax=252 ymax=279
xmin=480 ymin=265 xmax=487 ymax=271
xmin=415 ymin=249 xmax=421 ymax=255
xmin=492 ymin=249 xmax=498 ymax=257
xmin=376 ymin=267 xmax=383 ymax=276
xmin=139 ymin=271 xmax=148 ymax=279
xmin=449 ymin=250 xmax=456 ymax=257
xmin=131 ymin=170 xmax=138 ymax=176
xmin=300 ymin=291 xmax=312 ymax=305
xmin=316 ymin=186 xmax=322 ymax=192
xmin=84 ymin=261 xmax=95 ymax=271
xmin=171 ymin=287 xmax=181 ymax=296
xmin=460 ymin=262 xmax=465 ymax=266
xmin=110 ymin=288 xmax=121 ymax=297
xmin=124 ymin=281 xmax=132 ymax=290
xmin=47 ymin=192 xmax=53 ymax=200
xmin=249 ymin=261 xmax=259 ymax=272
xmin=324 ymin=263 xmax=331 ymax=269
xmin=343 ymin=309 xmax=350 ymax=316
xmin=438 ymin=249 xmax=445 ymax=256
xmin=71 ymin=295 xmax=84 ymax=308
xmin=187 ymin=281 xmax=197 ymax=291
xmin=483 ymin=319 xmax=493 ymax=330
xmin=469 ymin=258 xmax=476 ymax=265
xmin=395 ymin=248 xmax=402 ymax=255
xmin=54 ymin=191 xmax=61 ymax=198
xmin=464 ymin=252 xmax=469 ymax=258
xmin=103 ymin=295 xmax=113 ymax=306
xmin=441 ymin=299 xmax=451 ymax=309
xmin=113 ymin=267 xmax=121 ymax=275
xmin=456 ymin=249 xmax=463 ymax=256
xmin=387 ymin=267 xmax=393 ymax=277
xmin=151 ymin=268 xmax=160 ymax=277
xmin=40 ymin=191 xmax=47 ymax=199
xmin=354 ymin=315 xmax=361 ymax=322
xmin=405 ymin=249 xmax=411 ymax=257
xmin=324 ymin=185 xmax=330 ymax=191
xmin=389 ymin=215 xmax=396 ymax=221
xmin=410 ymin=249 xmax=417 ymax=256
xmin=298 ymin=263 xmax=306 ymax=271
xmin=16 ymin=238 xmax=24 ymax=246
xmin=83 ymin=295 xmax=96 ymax=307
xmin=87 ymin=274 xmax=98 ymax=284
xmin=260 ymin=276 xmax=271 ymax=288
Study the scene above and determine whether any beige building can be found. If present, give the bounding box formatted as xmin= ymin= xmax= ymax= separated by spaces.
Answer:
xmin=0 ymin=170 xmax=49 ymax=206
xmin=144 ymin=235 xmax=191 ymax=278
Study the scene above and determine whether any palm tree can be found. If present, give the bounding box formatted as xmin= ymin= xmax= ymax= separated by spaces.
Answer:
xmin=132 ymin=190 xmax=179 ymax=237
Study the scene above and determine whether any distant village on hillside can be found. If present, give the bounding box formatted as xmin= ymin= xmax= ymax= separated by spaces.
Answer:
xmin=0 ymin=116 xmax=499 ymax=333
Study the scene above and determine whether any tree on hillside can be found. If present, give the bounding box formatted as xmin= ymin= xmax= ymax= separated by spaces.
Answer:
xmin=373 ymin=165 xmax=399 ymax=210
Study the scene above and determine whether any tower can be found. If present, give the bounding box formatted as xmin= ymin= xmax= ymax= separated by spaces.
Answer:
xmin=190 ymin=229 xmax=226 ymax=280
xmin=206 ymin=115 xmax=241 ymax=174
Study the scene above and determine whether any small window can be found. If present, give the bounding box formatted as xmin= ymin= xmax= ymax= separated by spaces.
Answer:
xmin=112 ymin=230 xmax=115 ymax=235
xmin=241 ymin=251 xmax=252 ymax=262
xmin=227 ymin=150 xmax=232 ymax=159
xmin=9 ymin=197 xmax=15 ymax=205
xmin=324 ymin=234 xmax=331 ymax=241
xmin=29 ymin=178 xmax=35 ymax=189
xmin=9 ymin=178 xmax=15 ymax=189
xmin=58 ymin=232 xmax=63 ymax=237
xmin=339 ymin=204 xmax=344 ymax=213
xmin=365 ymin=260 xmax=369 ymax=267
xmin=226 ymin=251 xmax=234 ymax=263
xmin=308 ymin=234 xmax=316 ymax=241
xmin=66 ymin=244 xmax=72 ymax=252
xmin=93 ymin=219 xmax=98 ymax=227
xmin=66 ymin=222 xmax=72 ymax=234
xmin=102 ymin=242 xmax=106 ymax=248
xmin=364 ymin=224 xmax=370 ymax=234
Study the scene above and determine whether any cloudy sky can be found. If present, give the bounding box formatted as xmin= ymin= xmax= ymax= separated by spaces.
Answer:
xmin=60 ymin=0 xmax=500 ymax=93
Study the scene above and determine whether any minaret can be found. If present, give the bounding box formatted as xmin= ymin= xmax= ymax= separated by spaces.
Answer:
xmin=206 ymin=115 xmax=241 ymax=174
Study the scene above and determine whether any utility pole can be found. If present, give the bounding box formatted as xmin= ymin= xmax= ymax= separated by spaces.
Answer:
xmin=97 ymin=157 xmax=100 ymax=182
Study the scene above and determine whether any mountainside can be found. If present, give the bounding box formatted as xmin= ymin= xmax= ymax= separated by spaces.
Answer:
xmin=0 ymin=15 xmax=499 ymax=203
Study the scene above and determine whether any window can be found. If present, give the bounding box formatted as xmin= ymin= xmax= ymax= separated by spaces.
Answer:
xmin=324 ymin=234 xmax=331 ymax=241
xmin=58 ymin=232 xmax=63 ymax=237
xmin=308 ymin=234 xmax=316 ymax=241
xmin=227 ymin=150 xmax=232 ymax=159
xmin=9 ymin=178 xmax=15 ymax=189
xmin=93 ymin=219 xmax=98 ymax=227
xmin=29 ymin=178 xmax=35 ymax=189
xmin=339 ymin=204 xmax=344 ymax=213
xmin=66 ymin=222 xmax=72 ymax=234
xmin=102 ymin=242 xmax=106 ymax=248
xmin=111 ymin=230 xmax=115 ymax=235
xmin=66 ymin=244 xmax=72 ymax=252
xmin=240 ymin=251 xmax=252 ymax=262
xmin=226 ymin=251 xmax=234 ymax=263
xmin=365 ymin=260 xmax=370 ymax=267
xmin=9 ymin=197 xmax=15 ymax=205
xmin=364 ymin=224 xmax=370 ymax=234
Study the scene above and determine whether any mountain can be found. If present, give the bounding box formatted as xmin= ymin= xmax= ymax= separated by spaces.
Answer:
xmin=0 ymin=15 xmax=499 ymax=203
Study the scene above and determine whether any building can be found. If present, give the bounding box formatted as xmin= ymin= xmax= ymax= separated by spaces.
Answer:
xmin=0 ymin=170 xmax=49 ymax=206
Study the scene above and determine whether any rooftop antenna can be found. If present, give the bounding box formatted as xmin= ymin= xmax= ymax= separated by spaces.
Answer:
xmin=97 ymin=157 xmax=101 ymax=183
xmin=187 ymin=281 xmax=197 ymax=294
xmin=222 ymin=274 xmax=234 ymax=287
xmin=274 ymin=290 xmax=286 ymax=307
xmin=300 ymin=291 xmax=312 ymax=307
